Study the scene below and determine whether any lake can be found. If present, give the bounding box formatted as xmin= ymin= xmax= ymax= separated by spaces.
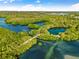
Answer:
xmin=0 ymin=18 xmax=45 ymax=32
xmin=20 ymin=40 xmax=79 ymax=59
xmin=48 ymin=27 xmax=66 ymax=35
xmin=0 ymin=18 xmax=30 ymax=32
xmin=0 ymin=18 xmax=79 ymax=59
xmin=19 ymin=27 xmax=79 ymax=59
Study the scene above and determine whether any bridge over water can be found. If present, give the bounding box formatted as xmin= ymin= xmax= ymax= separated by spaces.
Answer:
xmin=7 ymin=34 xmax=41 ymax=59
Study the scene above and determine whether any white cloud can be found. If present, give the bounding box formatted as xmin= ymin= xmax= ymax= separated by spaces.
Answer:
xmin=10 ymin=0 xmax=15 ymax=3
xmin=0 ymin=3 xmax=79 ymax=11
xmin=0 ymin=5 xmax=19 ymax=11
xmin=20 ymin=4 xmax=47 ymax=11
xmin=20 ymin=4 xmax=59 ymax=11
xmin=0 ymin=4 xmax=56 ymax=11
xmin=0 ymin=0 xmax=16 ymax=3
xmin=20 ymin=4 xmax=79 ymax=11
xmin=71 ymin=3 xmax=79 ymax=11
xmin=4 ymin=1 xmax=8 ymax=3
xmin=0 ymin=0 xmax=3 ymax=1
xmin=36 ymin=0 xmax=41 ymax=3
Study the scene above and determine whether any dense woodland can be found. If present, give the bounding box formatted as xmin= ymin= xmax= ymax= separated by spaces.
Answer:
xmin=0 ymin=11 xmax=79 ymax=59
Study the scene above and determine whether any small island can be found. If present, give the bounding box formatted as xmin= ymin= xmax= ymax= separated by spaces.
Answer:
xmin=0 ymin=11 xmax=79 ymax=59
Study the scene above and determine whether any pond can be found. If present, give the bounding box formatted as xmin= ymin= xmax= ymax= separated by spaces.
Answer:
xmin=0 ymin=18 xmax=30 ymax=32
xmin=48 ymin=27 xmax=66 ymax=35
xmin=0 ymin=18 xmax=79 ymax=59
xmin=34 ymin=22 xmax=44 ymax=26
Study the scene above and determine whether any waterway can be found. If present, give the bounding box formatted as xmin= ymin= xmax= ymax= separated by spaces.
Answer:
xmin=0 ymin=18 xmax=79 ymax=59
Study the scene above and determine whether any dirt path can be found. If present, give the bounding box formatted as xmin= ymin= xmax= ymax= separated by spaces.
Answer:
xmin=19 ymin=34 xmax=40 ymax=47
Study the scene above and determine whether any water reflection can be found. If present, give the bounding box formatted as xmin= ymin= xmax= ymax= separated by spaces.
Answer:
xmin=48 ymin=27 xmax=66 ymax=35
xmin=20 ymin=40 xmax=79 ymax=59
xmin=58 ymin=41 xmax=79 ymax=56
xmin=0 ymin=18 xmax=30 ymax=32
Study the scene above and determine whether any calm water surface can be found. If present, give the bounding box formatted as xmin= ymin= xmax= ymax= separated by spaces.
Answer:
xmin=20 ymin=41 xmax=79 ymax=59
xmin=48 ymin=27 xmax=66 ymax=35
xmin=0 ymin=18 xmax=30 ymax=32
xmin=0 ymin=18 xmax=79 ymax=59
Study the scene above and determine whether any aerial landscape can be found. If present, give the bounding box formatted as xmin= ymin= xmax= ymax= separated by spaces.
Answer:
xmin=0 ymin=0 xmax=79 ymax=59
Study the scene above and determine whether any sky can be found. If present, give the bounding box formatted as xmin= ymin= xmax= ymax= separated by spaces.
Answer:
xmin=0 ymin=0 xmax=79 ymax=11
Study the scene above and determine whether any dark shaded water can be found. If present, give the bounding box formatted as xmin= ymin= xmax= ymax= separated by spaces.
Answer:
xmin=19 ymin=26 xmax=79 ymax=59
xmin=34 ymin=22 xmax=44 ymax=26
xmin=0 ymin=18 xmax=44 ymax=32
xmin=0 ymin=18 xmax=79 ymax=59
xmin=20 ymin=40 xmax=79 ymax=59
xmin=0 ymin=18 xmax=30 ymax=32
xmin=48 ymin=27 xmax=66 ymax=35
xmin=20 ymin=40 xmax=55 ymax=59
